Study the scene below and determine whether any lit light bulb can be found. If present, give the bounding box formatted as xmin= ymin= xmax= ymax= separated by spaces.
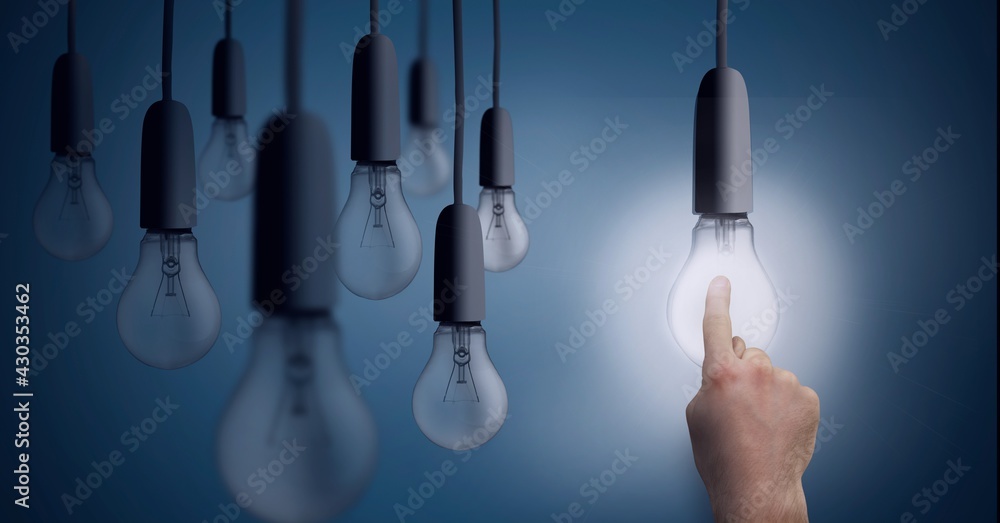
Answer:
xmin=216 ymin=315 xmax=376 ymax=523
xmin=33 ymin=154 xmax=113 ymax=260
xmin=477 ymin=187 xmax=528 ymax=272
xmin=413 ymin=322 xmax=508 ymax=451
xmin=198 ymin=117 xmax=253 ymax=201
xmin=667 ymin=214 xmax=779 ymax=365
xmin=401 ymin=126 xmax=451 ymax=196
xmin=117 ymin=230 xmax=221 ymax=369
xmin=334 ymin=161 xmax=421 ymax=300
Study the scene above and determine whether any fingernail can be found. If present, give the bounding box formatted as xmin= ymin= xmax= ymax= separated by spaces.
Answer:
xmin=710 ymin=275 xmax=730 ymax=289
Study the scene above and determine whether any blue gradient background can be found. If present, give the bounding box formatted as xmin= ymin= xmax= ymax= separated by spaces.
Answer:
xmin=1 ymin=1 xmax=996 ymax=522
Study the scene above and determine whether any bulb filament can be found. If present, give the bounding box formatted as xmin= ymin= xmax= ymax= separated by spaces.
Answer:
xmin=485 ymin=189 xmax=510 ymax=241
xmin=59 ymin=162 xmax=90 ymax=221
xmin=715 ymin=216 xmax=736 ymax=257
xmin=152 ymin=233 xmax=190 ymax=317
xmin=362 ymin=164 xmax=395 ymax=248
xmin=268 ymin=327 xmax=331 ymax=446
xmin=444 ymin=326 xmax=480 ymax=403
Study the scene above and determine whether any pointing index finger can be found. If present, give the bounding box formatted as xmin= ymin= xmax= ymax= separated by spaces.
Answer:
xmin=702 ymin=276 xmax=735 ymax=371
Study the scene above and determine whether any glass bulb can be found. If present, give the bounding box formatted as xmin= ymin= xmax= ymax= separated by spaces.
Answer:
xmin=401 ymin=126 xmax=451 ymax=196
xmin=33 ymin=155 xmax=113 ymax=260
xmin=216 ymin=315 xmax=377 ymax=523
xmin=334 ymin=161 xmax=421 ymax=300
xmin=116 ymin=230 xmax=221 ymax=369
xmin=413 ymin=323 xmax=508 ymax=451
xmin=197 ymin=117 xmax=254 ymax=201
xmin=667 ymin=214 xmax=779 ymax=366
xmin=477 ymin=187 xmax=529 ymax=272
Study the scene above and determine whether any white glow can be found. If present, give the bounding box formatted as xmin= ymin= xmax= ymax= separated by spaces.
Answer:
xmin=668 ymin=215 xmax=779 ymax=366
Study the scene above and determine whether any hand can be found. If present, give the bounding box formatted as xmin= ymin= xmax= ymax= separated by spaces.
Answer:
xmin=685 ymin=276 xmax=819 ymax=523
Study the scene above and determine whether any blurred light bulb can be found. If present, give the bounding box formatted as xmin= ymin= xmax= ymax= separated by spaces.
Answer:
xmin=668 ymin=214 xmax=779 ymax=365
xmin=117 ymin=230 xmax=221 ymax=369
xmin=198 ymin=117 xmax=254 ymax=201
xmin=401 ymin=126 xmax=451 ymax=196
xmin=334 ymin=161 xmax=421 ymax=300
xmin=413 ymin=322 xmax=507 ymax=451
xmin=33 ymin=155 xmax=113 ymax=260
xmin=477 ymin=187 xmax=529 ymax=272
xmin=216 ymin=315 xmax=377 ymax=523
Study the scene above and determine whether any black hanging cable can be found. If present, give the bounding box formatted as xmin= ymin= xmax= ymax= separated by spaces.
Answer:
xmin=418 ymin=0 xmax=428 ymax=57
xmin=492 ymin=0 xmax=500 ymax=108
xmin=67 ymin=0 xmax=76 ymax=54
xmin=162 ymin=0 xmax=173 ymax=101
xmin=452 ymin=0 xmax=464 ymax=204
xmin=371 ymin=0 xmax=380 ymax=34
xmin=286 ymin=0 xmax=302 ymax=112
xmin=716 ymin=0 xmax=727 ymax=68
xmin=224 ymin=0 xmax=232 ymax=39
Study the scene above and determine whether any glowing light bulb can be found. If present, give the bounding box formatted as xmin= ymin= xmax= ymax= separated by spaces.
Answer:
xmin=216 ymin=315 xmax=377 ymax=523
xmin=33 ymin=155 xmax=113 ymax=260
xmin=401 ymin=126 xmax=451 ymax=196
xmin=476 ymin=187 xmax=528 ymax=272
xmin=334 ymin=161 xmax=421 ymax=300
xmin=116 ymin=230 xmax=221 ymax=369
xmin=198 ymin=117 xmax=253 ymax=201
xmin=667 ymin=214 xmax=779 ymax=365
xmin=413 ymin=322 xmax=507 ymax=451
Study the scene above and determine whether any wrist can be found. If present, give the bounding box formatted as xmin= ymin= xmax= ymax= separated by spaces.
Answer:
xmin=710 ymin=480 xmax=808 ymax=523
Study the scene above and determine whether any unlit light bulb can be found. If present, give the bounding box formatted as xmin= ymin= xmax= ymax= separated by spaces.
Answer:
xmin=401 ymin=126 xmax=451 ymax=196
xmin=477 ymin=187 xmax=528 ymax=272
xmin=33 ymin=155 xmax=113 ymax=260
xmin=117 ymin=230 xmax=221 ymax=369
xmin=334 ymin=161 xmax=421 ymax=300
xmin=198 ymin=117 xmax=254 ymax=201
xmin=412 ymin=322 xmax=508 ymax=451
xmin=667 ymin=214 xmax=779 ymax=365
xmin=216 ymin=315 xmax=377 ymax=523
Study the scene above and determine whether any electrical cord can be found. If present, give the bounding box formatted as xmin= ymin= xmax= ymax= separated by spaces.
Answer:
xmin=452 ymin=0 xmax=464 ymax=204
xmin=716 ymin=0 xmax=727 ymax=68
xmin=225 ymin=0 xmax=232 ymax=39
xmin=68 ymin=0 xmax=76 ymax=54
xmin=286 ymin=0 xmax=302 ymax=112
xmin=493 ymin=0 xmax=500 ymax=108
xmin=162 ymin=0 xmax=173 ymax=100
